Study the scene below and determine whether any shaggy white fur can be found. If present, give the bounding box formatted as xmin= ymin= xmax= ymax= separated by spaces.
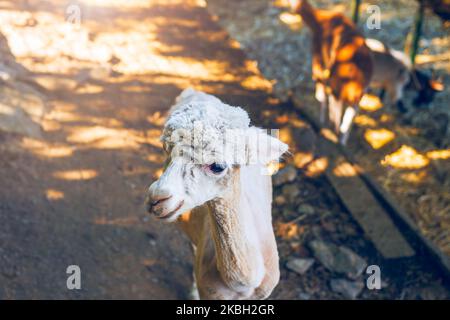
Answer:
xmin=162 ymin=88 xmax=286 ymax=166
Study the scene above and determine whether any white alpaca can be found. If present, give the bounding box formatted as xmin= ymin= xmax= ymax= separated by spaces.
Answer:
xmin=145 ymin=88 xmax=288 ymax=299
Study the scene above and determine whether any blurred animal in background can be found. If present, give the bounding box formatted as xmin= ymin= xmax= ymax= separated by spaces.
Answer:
xmin=289 ymin=0 xmax=373 ymax=145
xmin=365 ymin=38 xmax=444 ymax=112
xmin=409 ymin=68 xmax=445 ymax=106
xmin=145 ymin=88 xmax=288 ymax=299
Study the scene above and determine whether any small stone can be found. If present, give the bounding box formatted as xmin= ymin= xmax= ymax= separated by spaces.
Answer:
xmin=297 ymin=292 xmax=311 ymax=300
xmin=321 ymin=220 xmax=337 ymax=233
xmin=281 ymin=184 xmax=300 ymax=203
xmin=309 ymin=240 xmax=367 ymax=279
xmin=286 ymin=258 xmax=314 ymax=275
xmin=419 ymin=284 xmax=449 ymax=300
xmin=298 ymin=204 xmax=315 ymax=215
xmin=330 ymin=279 xmax=364 ymax=299
xmin=273 ymin=165 xmax=297 ymax=186
xmin=274 ymin=195 xmax=286 ymax=206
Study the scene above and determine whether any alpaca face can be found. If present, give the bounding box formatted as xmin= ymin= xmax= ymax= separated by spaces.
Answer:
xmin=146 ymin=156 xmax=236 ymax=222
xmin=146 ymin=127 xmax=287 ymax=223
xmin=145 ymin=89 xmax=288 ymax=222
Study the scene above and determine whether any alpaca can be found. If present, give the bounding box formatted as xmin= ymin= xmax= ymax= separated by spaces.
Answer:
xmin=365 ymin=38 xmax=444 ymax=112
xmin=289 ymin=0 xmax=373 ymax=145
xmin=145 ymin=88 xmax=288 ymax=299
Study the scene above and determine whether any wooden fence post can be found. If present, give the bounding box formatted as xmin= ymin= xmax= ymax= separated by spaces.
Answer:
xmin=352 ymin=0 xmax=362 ymax=23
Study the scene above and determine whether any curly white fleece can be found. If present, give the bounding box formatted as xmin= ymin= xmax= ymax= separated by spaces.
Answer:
xmin=161 ymin=88 xmax=253 ymax=165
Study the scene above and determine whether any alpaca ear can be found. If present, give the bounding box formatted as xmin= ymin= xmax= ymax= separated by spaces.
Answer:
xmin=245 ymin=128 xmax=288 ymax=165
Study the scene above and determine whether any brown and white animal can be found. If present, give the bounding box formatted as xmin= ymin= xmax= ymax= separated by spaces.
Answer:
xmin=365 ymin=38 xmax=444 ymax=112
xmin=145 ymin=88 xmax=288 ymax=299
xmin=289 ymin=0 xmax=373 ymax=145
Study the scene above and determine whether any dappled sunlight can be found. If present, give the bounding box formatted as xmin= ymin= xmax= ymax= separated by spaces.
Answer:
xmin=146 ymin=112 xmax=166 ymax=127
xmin=75 ymin=84 xmax=104 ymax=94
xmin=364 ymin=128 xmax=395 ymax=150
xmin=427 ymin=149 xmax=450 ymax=160
xmin=359 ymin=94 xmax=383 ymax=112
xmin=79 ymin=0 xmax=155 ymax=8
xmin=274 ymin=114 xmax=289 ymax=124
xmin=21 ymin=137 xmax=74 ymax=158
xmin=53 ymin=169 xmax=98 ymax=181
xmin=154 ymin=168 xmax=164 ymax=179
xmin=333 ymin=161 xmax=357 ymax=177
xmin=0 ymin=2 xmax=250 ymax=83
xmin=279 ymin=12 xmax=302 ymax=30
xmin=320 ymin=128 xmax=338 ymax=144
xmin=305 ymin=157 xmax=328 ymax=177
xmin=147 ymin=154 xmax=165 ymax=163
xmin=45 ymin=189 xmax=65 ymax=200
xmin=44 ymin=108 xmax=123 ymax=127
xmin=93 ymin=216 xmax=141 ymax=226
xmin=66 ymin=126 xmax=162 ymax=150
xmin=380 ymin=113 xmax=394 ymax=124
xmin=0 ymin=102 xmax=15 ymax=116
xmin=293 ymin=151 xmax=314 ymax=168
xmin=354 ymin=114 xmax=378 ymax=127
xmin=241 ymin=75 xmax=272 ymax=91
xmin=381 ymin=145 xmax=430 ymax=170
xmin=121 ymin=166 xmax=154 ymax=177
xmin=276 ymin=221 xmax=302 ymax=240
xmin=279 ymin=127 xmax=294 ymax=146
xmin=400 ymin=171 xmax=428 ymax=184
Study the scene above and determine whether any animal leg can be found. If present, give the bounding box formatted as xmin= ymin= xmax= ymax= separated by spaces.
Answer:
xmin=388 ymin=84 xmax=408 ymax=113
xmin=328 ymin=95 xmax=343 ymax=134
xmin=379 ymin=88 xmax=386 ymax=102
xmin=339 ymin=105 xmax=358 ymax=146
xmin=315 ymin=83 xmax=328 ymax=124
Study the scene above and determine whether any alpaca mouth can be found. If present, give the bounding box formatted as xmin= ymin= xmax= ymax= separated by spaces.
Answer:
xmin=157 ymin=200 xmax=184 ymax=220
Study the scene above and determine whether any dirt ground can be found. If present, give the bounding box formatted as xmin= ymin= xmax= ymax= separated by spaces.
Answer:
xmin=0 ymin=0 xmax=449 ymax=299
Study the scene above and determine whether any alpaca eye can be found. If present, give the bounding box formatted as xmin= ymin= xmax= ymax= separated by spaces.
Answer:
xmin=208 ymin=163 xmax=227 ymax=174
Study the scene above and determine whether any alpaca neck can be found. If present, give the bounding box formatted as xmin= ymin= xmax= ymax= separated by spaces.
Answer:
xmin=207 ymin=166 xmax=270 ymax=293
xmin=294 ymin=0 xmax=321 ymax=31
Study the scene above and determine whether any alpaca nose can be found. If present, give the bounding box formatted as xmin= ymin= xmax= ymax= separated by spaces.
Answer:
xmin=150 ymin=195 xmax=172 ymax=207
xmin=146 ymin=183 xmax=173 ymax=213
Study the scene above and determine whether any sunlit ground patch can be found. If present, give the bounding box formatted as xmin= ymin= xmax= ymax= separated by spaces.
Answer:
xmin=333 ymin=161 xmax=357 ymax=177
xmin=364 ymin=128 xmax=395 ymax=149
xmin=276 ymin=221 xmax=302 ymax=240
xmin=400 ymin=171 xmax=428 ymax=184
xmin=381 ymin=145 xmax=429 ymax=169
xmin=293 ymin=151 xmax=313 ymax=169
xmin=305 ymin=157 xmax=328 ymax=177
xmin=79 ymin=0 xmax=152 ymax=8
xmin=278 ymin=12 xmax=302 ymax=30
xmin=53 ymin=169 xmax=98 ymax=181
xmin=359 ymin=94 xmax=383 ymax=112
xmin=45 ymin=189 xmax=65 ymax=200
xmin=21 ymin=137 xmax=74 ymax=158
xmin=320 ymin=128 xmax=338 ymax=143
xmin=354 ymin=114 xmax=377 ymax=127
xmin=241 ymin=75 xmax=272 ymax=91
xmin=93 ymin=216 xmax=140 ymax=226
xmin=426 ymin=149 xmax=450 ymax=160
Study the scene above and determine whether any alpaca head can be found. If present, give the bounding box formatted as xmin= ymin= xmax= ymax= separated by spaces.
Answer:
xmin=145 ymin=93 xmax=288 ymax=222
